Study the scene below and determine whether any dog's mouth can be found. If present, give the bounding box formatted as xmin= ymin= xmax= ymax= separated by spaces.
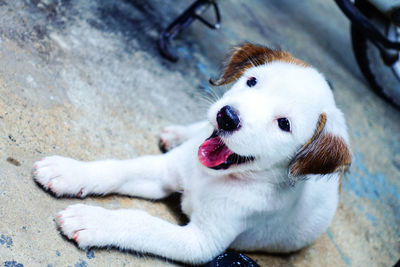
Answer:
xmin=198 ymin=130 xmax=254 ymax=170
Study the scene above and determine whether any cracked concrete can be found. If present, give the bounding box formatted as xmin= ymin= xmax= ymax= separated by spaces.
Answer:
xmin=0 ymin=0 xmax=399 ymax=266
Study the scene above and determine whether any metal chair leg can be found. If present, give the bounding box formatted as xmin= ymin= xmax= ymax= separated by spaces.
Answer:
xmin=158 ymin=0 xmax=221 ymax=62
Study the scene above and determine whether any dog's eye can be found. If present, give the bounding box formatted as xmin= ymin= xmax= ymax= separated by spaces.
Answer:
xmin=246 ymin=77 xmax=257 ymax=87
xmin=278 ymin=118 xmax=291 ymax=132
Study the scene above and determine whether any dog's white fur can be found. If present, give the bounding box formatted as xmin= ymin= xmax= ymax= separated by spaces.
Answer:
xmin=33 ymin=45 xmax=351 ymax=264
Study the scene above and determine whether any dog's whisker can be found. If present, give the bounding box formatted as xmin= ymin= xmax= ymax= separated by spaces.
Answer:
xmin=207 ymin=86 xmax=222 ymax=102
xmin=193 ymin=91 xmax=215 ymax=103
xmin=193 ymin=94 xmax=217 ymax=113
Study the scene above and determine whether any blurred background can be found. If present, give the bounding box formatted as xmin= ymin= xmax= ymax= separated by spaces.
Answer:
xmin=0 ymin=0 xmax=399 ymax=266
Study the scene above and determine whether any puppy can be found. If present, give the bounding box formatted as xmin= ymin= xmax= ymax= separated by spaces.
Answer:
xmin=33 ymin=43 xmax=352 ymax=264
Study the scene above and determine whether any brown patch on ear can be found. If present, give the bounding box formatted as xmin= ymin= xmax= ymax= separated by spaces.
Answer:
xmin=210 ymin=43 xmax=309 ymax=86
xmin=289 ymin=114 xmax=352 ymax=176
xmin=303 ymin=113 xmax=327 ymax=147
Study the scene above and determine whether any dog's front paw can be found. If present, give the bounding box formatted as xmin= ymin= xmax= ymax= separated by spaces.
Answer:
xmin=159 ymin=125 xmax=188 ymax=152
xmin=33 ymin=156 xmax=89 ymax=197
xmin=57 ymin=204 xmax=112 ymax=248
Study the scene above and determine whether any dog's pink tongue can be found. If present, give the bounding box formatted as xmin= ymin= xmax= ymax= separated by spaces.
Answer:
xmin=198 ymin=136 xmax=233 ymax=168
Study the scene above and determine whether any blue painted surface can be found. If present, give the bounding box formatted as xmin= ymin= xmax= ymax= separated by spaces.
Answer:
xmin=4 ymin=261 xmax=23 ymax=267
xmin=391 ymin=139 xmax=400 ymax=171
xmin=221 ymin=27 xmax=237 ymax=39
xmin=343 ymin=150 xmax=400 ymax=257
xmin=0 ymin=235 xmax=13 ymax=248
xmin=392 ymin=139 xmax=400 ymax=154
xmin=177 ymin=47 xmax=193 ymax=61
xmin=74 ymin=259 xmax=87 ymax=267
xmin=343 ymin=152 xmax=400 ymax=203
xmin=196 ymin=62 xmax=212 ymax=77
xmin=327 ymin=229 xmax=352 ymax=266
xmin=353 ymin=130 xmax=361 ymax=138
xmin=365 ymin=213 xmax=377 ymax=226
xmin=86 ymin=249 xmax=95 ymax=259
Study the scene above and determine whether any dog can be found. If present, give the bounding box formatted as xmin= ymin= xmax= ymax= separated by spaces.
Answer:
xmin=33 ymin=43 xmax=352 ymax=264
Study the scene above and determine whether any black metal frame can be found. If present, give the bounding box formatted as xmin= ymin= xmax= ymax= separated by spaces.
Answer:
xmin=158 ymin=0 xmax=221 ymax=62
xmin=335 ymin=0 xmax=400 ymax=49
xmin=335 ymin=0 xmax=400 ymax=64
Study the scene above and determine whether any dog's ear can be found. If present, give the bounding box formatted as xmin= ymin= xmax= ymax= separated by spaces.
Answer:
xmin=210 ymin=43 xmax=308 ymax=86
xmin=289 ymin=113 xmax=352 ymax=177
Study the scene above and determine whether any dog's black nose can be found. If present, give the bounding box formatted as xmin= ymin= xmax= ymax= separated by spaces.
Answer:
xmin=217 ymin=105 xmax=240 ymax=132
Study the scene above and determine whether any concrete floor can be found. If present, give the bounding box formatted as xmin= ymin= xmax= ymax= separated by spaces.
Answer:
xmin=0 ymin=0 xmax=399 ymax=266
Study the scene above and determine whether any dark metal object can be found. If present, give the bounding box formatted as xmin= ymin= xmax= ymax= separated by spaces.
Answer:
xmin=390 ymin=8 xmax=400 ymax=25
xmin=203 ymin=252 xmax=260 ymax=267
xmin=349 ymin=0 xmax=400 ymax=108
xmin=158 ymin=0 xmax=221 ymax=62
xmin=335 ymin=0 xmax=400 ymax=49
xmin=335 ymin=0 xmax=400 ymax=65
xmin=376 ymin=41 xmax=399 ymax=65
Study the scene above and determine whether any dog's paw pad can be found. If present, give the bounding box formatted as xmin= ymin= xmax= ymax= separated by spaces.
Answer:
xmin=57 ymin=204 xmax=108 ymax=248
xmin=33 ymin=156 xmax=61 ymax=189
xmin=32 ymin=156 xmax=87 ymax=197
xmin=159 ymin=126 xmax=187 ymax=152
xmin=159 ymin=139 xmax=170 ymax=153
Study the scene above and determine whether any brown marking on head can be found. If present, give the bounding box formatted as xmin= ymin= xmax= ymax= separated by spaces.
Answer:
xmin=210 ymin=43 xmax=309 ymax=86
xmin=289 ymin=113 xmax=352 ymax=176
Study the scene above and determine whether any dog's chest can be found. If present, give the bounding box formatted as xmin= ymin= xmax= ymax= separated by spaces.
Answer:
xmin=179 ymin=173 xmax=261 ymax=219
xmin=180 ymin=177 xmax=209 ymax=218
xmin=180 ymin=191 xmax=193 ymax=217
xmin=179 ymin=173 xmax=225 ymax=218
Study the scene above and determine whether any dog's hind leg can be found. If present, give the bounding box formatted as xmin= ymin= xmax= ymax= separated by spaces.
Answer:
xmin=159 ymin=120 xmax=208 ymax=152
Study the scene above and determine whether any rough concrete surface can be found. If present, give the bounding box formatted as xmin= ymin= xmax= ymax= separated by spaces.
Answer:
xmin=0 ymin=0 xmax=399 ymax=266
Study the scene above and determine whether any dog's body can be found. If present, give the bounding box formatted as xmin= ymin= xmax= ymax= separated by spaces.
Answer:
xmin=33 ymin=44 xmax=351 ymax=264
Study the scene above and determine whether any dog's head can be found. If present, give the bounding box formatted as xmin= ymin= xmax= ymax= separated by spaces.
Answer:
xmin=198 ymin=43 xmax=352 ymax=181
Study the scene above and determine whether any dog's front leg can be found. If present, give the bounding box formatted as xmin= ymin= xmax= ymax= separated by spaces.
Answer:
xmin=160 ymin=120 xmax=209 ymax=152
xmin=33 ymin=150 xmax=183 ymax=199
xmin=57 ymin=204 xmax=241 ymax=264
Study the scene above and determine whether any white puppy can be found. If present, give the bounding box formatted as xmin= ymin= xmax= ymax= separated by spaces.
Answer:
xmin=33 ymin=43 xmax=352 ymax=264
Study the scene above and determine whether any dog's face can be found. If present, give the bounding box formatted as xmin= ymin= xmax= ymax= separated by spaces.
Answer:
xmin=198 ymin=44 xmax=352 ymax=180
